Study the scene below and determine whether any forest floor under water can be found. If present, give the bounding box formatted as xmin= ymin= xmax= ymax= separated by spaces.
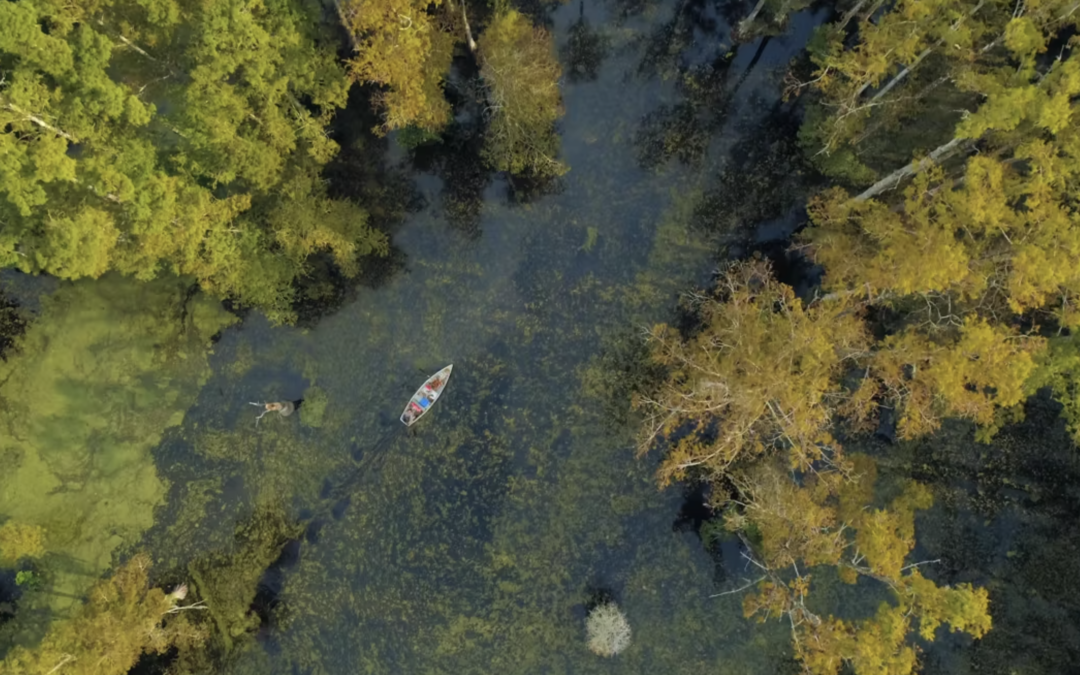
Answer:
xmin=2 ymin=0 xmax=1080 ymax=674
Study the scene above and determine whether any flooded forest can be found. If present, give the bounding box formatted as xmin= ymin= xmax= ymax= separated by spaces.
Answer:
xmin=2 ymin=0 xmax=1080 ymax=673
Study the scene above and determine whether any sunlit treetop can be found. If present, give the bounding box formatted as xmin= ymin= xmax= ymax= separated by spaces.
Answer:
xmin=338 ymin=0 xmax=456 ymax=132
xmin=477 ymin=9 xmax=567 ymax=177
xmin=796 ymin=0 xmax=1080 ymax=182
xmin=0 ymin=0 xmax=386 ymax=322
xmin=797 ymin=52 xmax=1080 ymax=436
xmin=336 ymin=0 xmax=568 ymax=174
xmin=637 ymin=260 xmax=870 ymax=485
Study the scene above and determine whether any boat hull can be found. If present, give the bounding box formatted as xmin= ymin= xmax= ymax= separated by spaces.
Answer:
xmin=400 ymin=364 xmax=453 ymax=426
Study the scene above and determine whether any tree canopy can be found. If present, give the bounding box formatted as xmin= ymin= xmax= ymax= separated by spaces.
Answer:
xmin=638 ymin=262 xmax=997 ymax=674
xmin=336 ymin=0 xmax=567 ymax=176
xmin=637 ymin=261 xmax=869 ymax=485
xmin=0 ymin=0 xmax=388 ymax=322
xmin=337 ymin=0 xmax=456 ymax=131
xmin=800 ymin=0 xmax=1080 ymax=437
xmin=795 ymin=0 xmax=1080 ymax=184
xmin=478 ymin=9 xmax=567 ymax=177
xmin=637 ymin=1 xmax=1080 ymax=671
xmin=0 ymin=554 xmax=206 ymax=675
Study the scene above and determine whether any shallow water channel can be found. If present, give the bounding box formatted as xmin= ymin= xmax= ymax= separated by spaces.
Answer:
xmin=178 ymin=1 xmax=811 ymax=671
xmin=183 ymin=3 xmax=820 ymax=672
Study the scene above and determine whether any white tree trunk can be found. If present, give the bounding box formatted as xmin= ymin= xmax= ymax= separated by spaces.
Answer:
xmin=853 ymin=136 xmax=969 ymax=202
xmin=2 ymin=100 xmax=78 ymax=141
xmin=737 ymin=0 xmax=770 ymax=35
xmin=461 ymin=2 xmax=477 ymax=53
xmin=867 ymin=46 xmax=932 ymax=102
xmin=835 ymin=0 xmax=870 ymax=31
xmin=853 ymin=0 xmax=984 ymax=100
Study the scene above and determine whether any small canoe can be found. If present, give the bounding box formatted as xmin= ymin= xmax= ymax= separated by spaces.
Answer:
xmin=400 ymin=364 xmax=453 ymax=426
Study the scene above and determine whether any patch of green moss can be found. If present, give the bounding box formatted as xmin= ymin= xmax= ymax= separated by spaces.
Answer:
xmin=0 ymin=521 xmax=45 ymax=562
xmin=194 ymin=430 xmax=260 ymax=463
xmin=300 ymin=386 xmax=328 ymax=428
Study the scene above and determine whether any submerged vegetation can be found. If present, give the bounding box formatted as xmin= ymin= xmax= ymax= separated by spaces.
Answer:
xmin=1 ymin=0 xmax=1080 ymax=674
xmin=585 ymin=601 xmax=632 ymax=657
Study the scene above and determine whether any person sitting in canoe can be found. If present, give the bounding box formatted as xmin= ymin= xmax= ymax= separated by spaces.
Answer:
xmin=401 ymin=365 xmax=453 ymax=426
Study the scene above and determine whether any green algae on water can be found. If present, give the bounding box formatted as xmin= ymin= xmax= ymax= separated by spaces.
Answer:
xmin=0 ymin=274 xmax=235 ymax=618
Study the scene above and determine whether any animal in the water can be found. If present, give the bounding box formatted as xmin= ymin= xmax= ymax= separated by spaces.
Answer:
xmin=265 ymin=401 xmax=295 ymax=416
xmin=249 ymin=400 xmax=295 ymax=425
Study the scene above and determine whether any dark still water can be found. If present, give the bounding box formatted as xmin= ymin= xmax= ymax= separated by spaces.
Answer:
xmin=4 ymin=0 xmax=1078 ymax=673
xmin=155 ymin=1 xmax=820 ymax=672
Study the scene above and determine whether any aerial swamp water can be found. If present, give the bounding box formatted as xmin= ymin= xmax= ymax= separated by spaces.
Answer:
xmin=2 ymin=1 xmax=1080 ymax=674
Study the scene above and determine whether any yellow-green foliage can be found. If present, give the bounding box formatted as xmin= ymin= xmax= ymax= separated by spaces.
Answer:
xmin=0 ymin=522 xmax=45 ymax=562
xmin=1029 ymin=335 xmax=1080 ymax=444
xmin=339 ymin=0 xmax=455 ymax=131
xmin=0 ymin=275 xmax=235 ymax=610
xmin=803 ymin=68 xmax=1080 ymax=434
xmin=0 ymin=0 xmax=387 ymax=322
xmin=802 ymin=0 xmax=998 ymax=156
xmin=638 ymin=260 xmax=869 ymax=485
xmin=799 ymin=0 xmax=1080 ymax=181
xmin=737 ymin=462 xmax=990 ymax=675
xmin=638 ymin=260 xmax=997 ymax=672
xmin=808 ymin=132 xmax=1080 ymax=329
xmin=478 ymin=10 xmax=567 ymax=177
xmin=872 ymin=319 xmax=1041 ymax=439
xmin=0 ymin=553 xmax=207 ymax=675
xmin=789 ymin=572 xmax=991 ymax=675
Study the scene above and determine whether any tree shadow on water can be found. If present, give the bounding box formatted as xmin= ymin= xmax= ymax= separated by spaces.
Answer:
xmin=563 ymin=0 xmax=612 ymax=84
xmin=0 ymin=292 xmax=26 ymax=361
xmin=407 ymin=59 xmax=496 ymax=240
xmin=690 ymin=95 xmax=814 ymax=239
xmin=292 ymin=85 xmax=421 ymax=327
xmin=633 ymin=0 xmax=743 ymax=79
xmin=633 ymin=33 xmax=773 ymax=170
xmin=886 ymin=394 xmax=1080 ymax=675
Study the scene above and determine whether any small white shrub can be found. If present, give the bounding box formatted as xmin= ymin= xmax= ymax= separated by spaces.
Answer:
xmin=585 ymin=601 xmax=631 ymax=656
